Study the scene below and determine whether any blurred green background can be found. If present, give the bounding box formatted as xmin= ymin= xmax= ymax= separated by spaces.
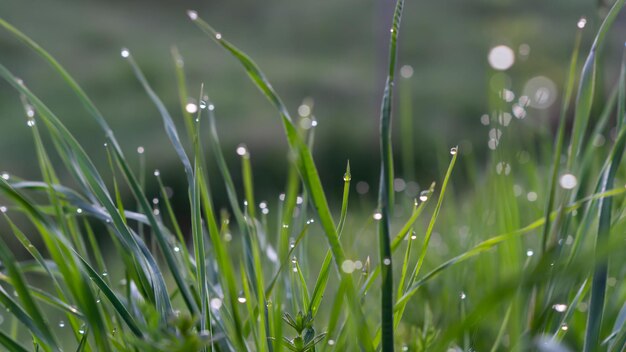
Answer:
xmin=1 ymin=0 xmax=625 ymax=205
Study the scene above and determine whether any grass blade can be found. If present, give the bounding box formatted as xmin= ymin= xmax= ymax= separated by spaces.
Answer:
xmin=377 ymin=1 xmax=405 ymax=349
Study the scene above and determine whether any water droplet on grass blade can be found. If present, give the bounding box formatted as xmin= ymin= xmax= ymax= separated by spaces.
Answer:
xmin=120 ymin=48 xmax=130 ymax=58
xmin=373 ymin=212 xmax=383 ymax=220
xmin=237 ymin=297 xmax=247 ymax=303
xmin=215 ymin=33 xmax=222 ymax=40
xmin=460 ymin=292 xmax=467 ymax=300
xmin=1 ymin=173 xmax=9 ymax=180
xmin=58 ymin=321 xmax=65 ymax=328
xmin=383 ymin=258 xmax=391 ymax=266
xmin=187 ymin=10 xmax=198 ymax=20
xmin=185 ymin=103 xmax=198 ymax=114
xmin=526 ymin=250 xmax=534 ymax=257
xmin=210 ymin=298 xmax=222 ymax=310
xmin=577 ymin=17 xmax=587 ymax=29
xmin=137 ymin=146 xmax=144 ymax=154
xmin=553 ymin=304 xmax=567 ymax=312
xmin=27 ymin=119 xmax=35 ymax=127
xmin=450 ymin=146 xmax=458 ymax=155
xmin=199 ymin=100 xmax=207 ymax=109
xmin=419 ymin=190 xmax=430 ymax=202
xmin=153 ymin=169 xmax=160 ymax=177
xmin=236 ymin=144 xmax=248 ymax=156
xmin=0 ymin=206 xmax=7 ymax=213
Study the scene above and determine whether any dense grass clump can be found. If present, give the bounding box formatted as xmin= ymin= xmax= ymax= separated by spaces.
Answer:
xmin=0 ymin=1 xmax=625 ymax=351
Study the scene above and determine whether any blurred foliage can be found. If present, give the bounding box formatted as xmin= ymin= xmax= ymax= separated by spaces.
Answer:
xmin=0 ymin=0 xmax=624 ymax=205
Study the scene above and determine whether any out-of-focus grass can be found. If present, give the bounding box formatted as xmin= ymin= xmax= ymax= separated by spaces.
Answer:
xmin=0 ymin=0 xmax=625 ymax=351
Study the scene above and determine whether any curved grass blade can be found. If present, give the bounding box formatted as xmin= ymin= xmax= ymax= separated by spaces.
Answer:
xmin=0 ymin=330 xmax=29 ymax=352
xmin=0 ymin=236 xmax=59 ymax=349
xmin=377 ymin=1 xmax=405 ymax=349
xmin=0 ymin=63 xmax=172 ymax=322
xmin=566 ymin=0 xmax=625 ymax=169
xmin=395 ymin=186 xmax=626 ymax=311
xmin=584 ymin=48 xmax=626 ymax=352
xmin=540 ymin=22 xmax=584 ymax=253
xmin=309 ymin=162 xmax=350 ymax=317
xmin=189 ymin=12 xmax=373 ymax=350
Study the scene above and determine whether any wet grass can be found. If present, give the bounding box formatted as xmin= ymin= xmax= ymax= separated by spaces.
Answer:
xmin=0 ymin=1 xmax=625 ymax=351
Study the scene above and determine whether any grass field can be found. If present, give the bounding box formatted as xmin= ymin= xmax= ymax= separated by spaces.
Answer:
xmin=0 ymin=0 xmax=625 ymax=351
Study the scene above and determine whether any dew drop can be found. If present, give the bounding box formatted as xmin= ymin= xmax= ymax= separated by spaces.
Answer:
xmin=460 ymin=292 xmax=467 ymax=300
xmin=185 ymin=103 xmax=198 ymax=114
xmin=291 ymin=256 xmax=297 ymax=264
xmin=496 ymin=161 xmax=511 ymax=175
xmin=311 ymin=119 xmax=318 ymax=127
xmin=174 ymin=246 xmax=180 ymax=252
xmin=488 ymin=45 xmax=515 ymax=71
xmin=279 ymin=193 xmax=286 ymax=201
xmin=236 ymin=144 xmax=248 ymax=156
xmin=262 ymin=208 xmax=269 ymax=215
xmin=210 ymin=298 xmax=222 ymax=310
xmin=328 ymin=340 xmax=335 ymax=346
xmin=102 ymin=272 xmax=108 ymax=277
xmin=354 ymin=260 xmax=363 ymax=270
xmin=58 ymin=321 xmax=65 ymax=328
xmin=553 ymin=304 xmax=567 ymax=312
xmin=343 ymin=173 xmax=352 ymax=182
xmin=526 ymin=250 xmax=534 ymax=257
xmin=199 ymin=100 xmax=207 ymax=109
xmin=26 ymin=107 xmax=35 ymax=118
xmin=137 ymin=146 xmax=144 ymax=154
xmin=153 ymin=169 xmax=160 ymax=177
xmin=400 ymin=65 xmax=414 ymax=79
xmin=450 ymin=146 xmax=458 ymax=155
xmin=383 ymin=258 xmax=391 ymax=266
xmin=26 ymin=119 xmax=35 ymax=127
xmin=215 ymin=33 xmax=222 ymax=40
xmin=419 ymin=190 xmax=430 ymax=202
xmin=373 ymin=212 xmax=383 ymax=221
xmin=208 ymin=104 xmax=215 ymax=111
xmin=237 ymin=297 xmax=247 ymax=303
xmin=187 ymin=10 xmax=198 ymax=20
xmin=298 ymin=104 xmax=311 ymax=117
xmin=2 ymin=172 xmax=10 ymax=180
xmin=0 ymin=206 xmax=7 ymax=213
xmin=480 ymin=114 xmax=490 ymax=126
xmin=120 ymin=48 xmax=130 ymax=58
xmin=341 ymin=260 xmax=355 ymax=273
xmin=577 ymin=17 xmax=587 ymax=29
xmin=560 ymin=324 xmax=568 ymax=331
xmin=76 ymin=208 xmax=83 ymax=214
xmin=559 ymin=173 xmax=577 ymax=190
xmin=296 ymin=196 xmax=303 ymax=205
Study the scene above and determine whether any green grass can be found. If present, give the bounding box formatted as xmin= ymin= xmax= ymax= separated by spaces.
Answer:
xmin=0 ymin=1 xmax=626 ymax=351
